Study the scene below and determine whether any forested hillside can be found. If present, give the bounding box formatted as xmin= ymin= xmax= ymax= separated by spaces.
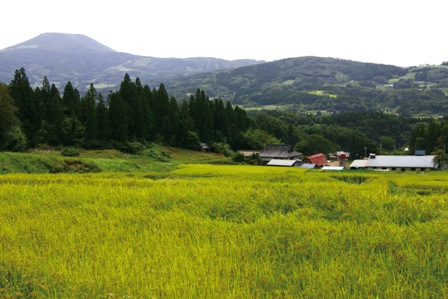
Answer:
xmin=164 ymin=57 xmax=448 ymax=118
xmin=1 ymin=68 xmax=448 ymax=160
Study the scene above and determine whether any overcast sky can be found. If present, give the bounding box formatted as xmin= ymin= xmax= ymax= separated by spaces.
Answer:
xmin=1 ymin=0 xmax=446 ymax=67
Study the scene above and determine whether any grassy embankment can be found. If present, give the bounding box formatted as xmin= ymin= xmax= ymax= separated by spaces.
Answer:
xmin=1 ymin=154 xmax=448 ymax=298
xmin=0 ymin=145 xmax=233 ymax=174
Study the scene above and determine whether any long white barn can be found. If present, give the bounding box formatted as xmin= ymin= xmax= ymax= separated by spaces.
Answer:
xmin=350 ymin=155 xmax=437 ymax=171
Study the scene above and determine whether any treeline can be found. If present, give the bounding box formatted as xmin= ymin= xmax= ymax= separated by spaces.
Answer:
xmin=409 ymin=119 xmax=448 ymax=155
xmin=1 ymin=68 xmax=448 ymax=159
xmin=1 ymin=68 xmax=254 ymax=152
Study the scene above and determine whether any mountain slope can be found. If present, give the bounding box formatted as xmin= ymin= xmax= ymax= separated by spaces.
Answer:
xmin=3 ymin=32 xmax=116 ymax=53
xmin=165 ymin=56 xmax=407 ymax=98
xmin=0 ymin=33 xmax=263 ymax=91
xmin=163 ymin=56 xmax=448 ymax=117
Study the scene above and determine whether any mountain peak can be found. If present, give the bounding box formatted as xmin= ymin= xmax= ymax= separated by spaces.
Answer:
xmin=2 ymin=32 xmax=116 ymax=53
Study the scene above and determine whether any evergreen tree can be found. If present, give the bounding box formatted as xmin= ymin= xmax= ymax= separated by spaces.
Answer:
xmin=409 ymin=123 xmax=426 ymax=153
xmin=119 ymin=74 xmax=137 ymax=139
xmin=60 ymin=81 xmax=82 ymax=146
xmin=37 ymin=76 xmax=51 ymax=125
xmin=0 ymin=83 xmax=26 ymax=151
xmin=173 ymin=101 xmax=200 ymax=149
xmin=96 ymin=94 xmax=110 ymax=142
xmin=35 ymin=77 xmax=64 ymax=145
xmin=80 ymin=84 xmax=98 ymax=142
xmin=225 ymin=101 xmax=236 ymax=126
xmin=234 ymin=106 xmax=251 ymax=131
xmin=131 ymin=79 xmax=153 ymax=141
xmin=189 ymin=89 xmax=214 ymax=142
xmin=224 ymin=101 xmax=245 ymax=148
xmin=152 ymin=83 xmax=172 ymax=142
xmin=142 ymin=85 xmax=155 ymax=141
xmin=61 ymin=117 xmax=84 ymax=146
xmin=425 ymin=119 xmax=441 ymax=153
xmin=9 ymin=68 xmax=40 ymax=147
xmin=213 ymin=98 xmax=229 ymax=140
xmin=108 ymin=92 xmax=128 ymax=142
xmin=62 ymin=81 xmax=81 ymax=118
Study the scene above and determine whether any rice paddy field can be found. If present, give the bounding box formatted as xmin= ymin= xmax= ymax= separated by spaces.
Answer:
xmin=1 ymin=164 xmax=448 ymax=298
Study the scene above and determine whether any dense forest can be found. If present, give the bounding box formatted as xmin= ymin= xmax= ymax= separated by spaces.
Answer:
xmin=1 ymin=68 xmax=448 ymax=160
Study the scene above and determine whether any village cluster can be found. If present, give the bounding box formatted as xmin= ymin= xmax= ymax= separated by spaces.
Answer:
xmin=247 ymin=144 xmax=438 ymax=171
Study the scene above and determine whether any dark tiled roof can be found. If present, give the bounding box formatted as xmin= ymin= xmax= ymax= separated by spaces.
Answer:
xmin=260 ymin=144 xmax=301 ymax=159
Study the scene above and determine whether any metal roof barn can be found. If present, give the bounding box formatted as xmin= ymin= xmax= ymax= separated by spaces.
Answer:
xmin=367 ymin=155 xmax=436 ymax=168
xmin=350 ymin=159 xmax=369 ymax=169
xmin=301 ymin=163 xmax=317 ymax=169
xmin=267 ymin=159 xmax=299 ymax=167
xmin=350 ymin=155 xmax=437 ymax=170
xmin=322 ymin=166 xmax=344 ymax=171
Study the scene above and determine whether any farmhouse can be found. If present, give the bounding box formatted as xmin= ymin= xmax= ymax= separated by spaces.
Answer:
xmin=303 ymin=153 xmax=329 ymax=168
xmin=350 ymin=154 xmax=437 ymax=171
xmin=259 ymin=144 xmax=301 ymax=163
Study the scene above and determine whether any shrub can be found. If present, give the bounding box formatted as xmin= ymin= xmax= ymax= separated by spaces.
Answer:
xmin=61 ymin=147 xmax=80 ymax=157
xmin=119 ymin=142 xmax=146 ymax=155
xmin=212 ymin=142 xmax=235 ymax=157
xmin=232 ymin=151 xmax=245 ymax=163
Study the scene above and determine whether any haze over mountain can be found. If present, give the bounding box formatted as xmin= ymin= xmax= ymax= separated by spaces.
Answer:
xmin=0 ymin=33 xmax=264 ymax=92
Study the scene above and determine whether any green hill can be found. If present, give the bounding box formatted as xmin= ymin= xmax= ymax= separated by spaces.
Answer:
xmin=164 ymin=57 xmax=448 ymax=117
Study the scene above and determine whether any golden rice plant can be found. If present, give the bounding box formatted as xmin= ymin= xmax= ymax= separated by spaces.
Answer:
xmin=1 ymin=166 xmax=448 ymax=298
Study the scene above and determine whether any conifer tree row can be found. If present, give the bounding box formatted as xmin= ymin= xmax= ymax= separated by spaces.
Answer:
xmin=3 ymin=69 xmax=252 ymax=151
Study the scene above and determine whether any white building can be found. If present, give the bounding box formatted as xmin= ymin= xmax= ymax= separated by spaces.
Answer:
xmin=350 ymin=154 xmax=437 ymax=171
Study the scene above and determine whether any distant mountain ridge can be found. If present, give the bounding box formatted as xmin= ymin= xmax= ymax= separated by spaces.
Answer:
xmin=162 ymin=56 xmax=448 ymax=117
xmin=0 ymin=33 xmax=264 ymax=92
xmin=2 ymin=33 xmax=116 ymax=53
xmin=2 ymin=33 xmax=448 ymax=117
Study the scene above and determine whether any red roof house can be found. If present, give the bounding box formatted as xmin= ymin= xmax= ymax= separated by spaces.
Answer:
xmin=304 ymin=153 xmax=329 ymax=167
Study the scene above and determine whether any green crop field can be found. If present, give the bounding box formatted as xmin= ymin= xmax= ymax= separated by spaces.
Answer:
xmin=1 ymin=164 xmax=448 ymax=298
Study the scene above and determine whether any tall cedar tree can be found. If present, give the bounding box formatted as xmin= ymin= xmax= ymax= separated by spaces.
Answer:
xmin=213 ymin=98 xmax=229 ymax=141
xmin=152 ymin=84 xmax=172 ymax=142
xmin=35 ymin=77 xmax=64 ymax=145
xmin=9 ymin=68 xmax=40 ymax=147
xmin=80 ymin=84 xmax=98 ymax=141
xmin=0 ymin=84 xmax=20 ymax=149
xmin=108 ymin=92 xmax=128 ymax=142
xmin=142 ymin=85 xmax=155 ymax=140
xmin=119 ymin=74 xmax=137 ymax=140
xmin=62 ymin=81 xmax=81 ymax=118
xmin=96 ymin=94 xmax=110 ymax=141
xmin=132 ymin=78 xmax=150 ymax=141
xmin=190 ymin=89 xmax=214 ymax=142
